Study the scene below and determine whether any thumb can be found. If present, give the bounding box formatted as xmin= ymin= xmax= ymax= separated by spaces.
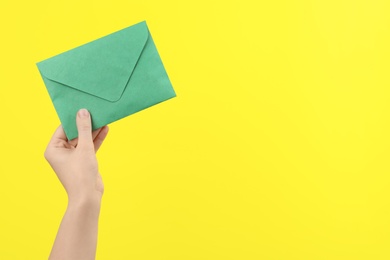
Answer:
xmin=76 ymin=109 xmax=94 ymax=150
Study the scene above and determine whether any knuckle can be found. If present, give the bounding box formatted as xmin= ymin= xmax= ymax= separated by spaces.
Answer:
xmin=44 ymin=149 xmax=51 ymax=161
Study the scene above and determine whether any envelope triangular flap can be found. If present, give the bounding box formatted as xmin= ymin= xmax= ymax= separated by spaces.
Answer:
xmin=37 ymin=21 xmax=149 ymax=102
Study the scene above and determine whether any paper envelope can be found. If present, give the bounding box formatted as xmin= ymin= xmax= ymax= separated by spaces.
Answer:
xmin=37 ymin=21 xmax=176 ymax=140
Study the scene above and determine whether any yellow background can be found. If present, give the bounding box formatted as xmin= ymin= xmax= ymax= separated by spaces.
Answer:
xmin=1 ymin=0 xmax=390 ymax=259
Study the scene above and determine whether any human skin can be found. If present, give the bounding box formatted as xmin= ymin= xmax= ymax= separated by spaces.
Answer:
xmin=45 ymin=109 xmax=109 ymax=260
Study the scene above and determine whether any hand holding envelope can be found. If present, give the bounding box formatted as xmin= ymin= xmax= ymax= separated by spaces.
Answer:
xmin=37 ymin=21 xmax=176 ymax=140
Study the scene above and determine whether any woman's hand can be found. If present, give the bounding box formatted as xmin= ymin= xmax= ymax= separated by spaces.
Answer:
xmin=44 ymin=109 xmax=109 ymax=203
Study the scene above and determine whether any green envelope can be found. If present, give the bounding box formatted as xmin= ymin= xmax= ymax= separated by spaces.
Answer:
xmin=37 ymin=21 xmax=176 ymax=140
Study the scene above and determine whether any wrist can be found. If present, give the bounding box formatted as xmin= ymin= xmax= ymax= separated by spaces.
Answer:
xmin=67 ymin=193 xmax=102 ymax=212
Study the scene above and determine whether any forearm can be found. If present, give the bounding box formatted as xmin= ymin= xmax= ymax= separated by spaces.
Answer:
xmin=49 ymin=197 xmax=102 ymax=260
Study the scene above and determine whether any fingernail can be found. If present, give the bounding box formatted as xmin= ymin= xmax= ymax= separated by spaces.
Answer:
xmin=78 ymin=109 xmax=89 ymax=118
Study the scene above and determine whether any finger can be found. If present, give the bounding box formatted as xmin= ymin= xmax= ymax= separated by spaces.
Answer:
xmin=68 ymin=127 xmax=103 ymax=147
xmin=93 ymin=127 xmax=103 ymax=140
xmin=45 ymin=125 xmax=67 ymax=161
xmin=49 ymin=125 xmax=67 ymax=145
xmin=94 ymin=125 xmax=109 ymax=152
xmin=76 ymin=109 xmax=94 ymax=150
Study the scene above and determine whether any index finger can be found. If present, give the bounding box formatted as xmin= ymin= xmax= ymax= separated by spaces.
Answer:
xmin=49 ymin=125 xmax=67 ymax=144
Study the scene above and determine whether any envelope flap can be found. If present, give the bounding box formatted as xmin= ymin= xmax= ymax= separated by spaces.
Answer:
xmin=37 ymin=21 xmax=149 ymax=102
